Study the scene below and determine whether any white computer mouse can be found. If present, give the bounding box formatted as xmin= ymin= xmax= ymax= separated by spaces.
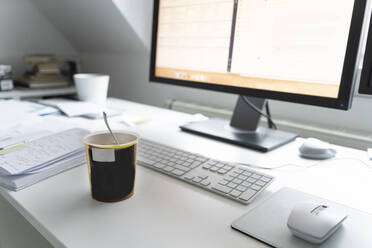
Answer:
xmin=299 ymin=138 xmax=336 ymax=159
xmin=287 ymin=202 xmax=348 ymax=244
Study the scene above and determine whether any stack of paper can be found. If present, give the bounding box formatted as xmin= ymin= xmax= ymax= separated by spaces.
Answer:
xmin=0 ymin=99 xmax=60 ymax=118
xmin=0 ymin=115 xmax=77 ymax=150
xmin=0 ymin=128 xmax=89 ymax=191
xmin=38 ymin=98 xmax=121 ymax=118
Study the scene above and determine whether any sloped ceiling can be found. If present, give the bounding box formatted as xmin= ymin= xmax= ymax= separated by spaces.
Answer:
xmin=31 ymin=0 xmax=152 ymax=54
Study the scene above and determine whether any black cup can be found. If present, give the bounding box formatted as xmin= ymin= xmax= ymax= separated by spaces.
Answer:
xmin=83 ymin=131 xmax=139 ymax=202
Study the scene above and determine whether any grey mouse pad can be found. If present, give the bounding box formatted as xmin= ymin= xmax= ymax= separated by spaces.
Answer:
xmin=232 ymin=187 xmax=372 ymax=248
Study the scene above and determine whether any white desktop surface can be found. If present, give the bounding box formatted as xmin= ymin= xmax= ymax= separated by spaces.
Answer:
xmin=1 ymin=98 xmax=372 ymax=248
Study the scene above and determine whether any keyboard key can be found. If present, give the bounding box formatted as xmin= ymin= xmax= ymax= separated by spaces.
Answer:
xmin=215 ymin=163 xmax=224 ymax=168
xmin=229 ymin=190 xmax=242 ymax=198
xmin=196 ymin=157 xmax=207 ymax=162
xmin=210 ymin=166 xmax=219 ymax=172
xmin=167 ymin=162 xmax=176 ymax=167
xmin=200 ymin=180 xmax=210 ymax=187
xmin=230 ymin=172 xmax=240 ymax=177
xmin=247 ymin=178 xmax=256 ymax=183
xmin=224 ymin=175 xmax=235 ymax=181
xmin=179 ymin=156 xmax=187 ymax=161
xmin=255 ymin=180 xmax=266 ymax=186
xmin=251 ymin=184 xmax=262 ymax=191
xmin=227 ymin=182 xmax=238 ymax=188
xmin=192 ymin=161 xmax=202 ymax=166
xmin=218 ymin=179 xmax=229 ymax=185
xmin=261 ymin=176 xmax=272 ymax=182
xmin=183 ymin=162 xmax=191 ymax=167
xmin=242 ymin=181 xmax=252 ymax=188
xmin=252 ymin=174 xmax=262 ymax=179
xmin=190 ymin=161 xmax=201 ymax=168
xmin=232 ymin=179 xmax=243 ymax=184
xmin=242 ymin=171 xmax=252 ymax=177
xmin=212 ymin=184 xmax=232 ymax=194
xmin=207 ymin=160 xmax=217 ymax=165
xmin=236 ymin=186 xmax=247 ymax=192
xmin=162 ymin=166 xmax=174 ymax=172
xmin=197 ymin=174 xmax=208 ymax=179
xmin=202 ymin=164 xmax=212 ymax=169
xmin=239 ymin=189 xmax=257 ymax=201
xmin=222 ymin=165 xmax=233 ymax=171
xmin=138 ymin=157 xmax=156 ymax=165
xmin=153 ymin=162 xmax=167 ymax=169
xmin=192 ymin=177 xmax=202 ymax=183
xmin=238 ymin=175 xmax=248 ymax=180
xmin=235 ymin=169 xmax=244 ymax=174
xmin=174 ymin=164 xmax=191 ymax=172
xmin=171 ymin=169 xmax=185 ymax=176
xmin=217 ymin=168 xmax=228 ymax=174
xmin=184 ymin=175 xmax=194 ymax=180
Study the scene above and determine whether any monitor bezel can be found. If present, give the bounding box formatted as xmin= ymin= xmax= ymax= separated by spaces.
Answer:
xmin=359 ymin=9 xmax=372 ymax=95
xmin=150 ymin=0 xmax=367 ymax=110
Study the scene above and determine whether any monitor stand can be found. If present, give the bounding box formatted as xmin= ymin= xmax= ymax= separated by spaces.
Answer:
xmin=180 ymin=96 xmax=298 ymax=152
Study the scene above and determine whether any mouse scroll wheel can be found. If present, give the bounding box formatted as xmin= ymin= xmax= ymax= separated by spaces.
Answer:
xmin=311 ymin=205 xmax=329 ymax=214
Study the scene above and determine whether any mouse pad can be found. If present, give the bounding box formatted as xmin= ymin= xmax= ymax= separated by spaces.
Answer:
xmin=232 ymin=187 xmax=372 ymax=248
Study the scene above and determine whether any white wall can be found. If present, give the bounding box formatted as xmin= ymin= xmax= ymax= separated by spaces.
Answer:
xmin=31 ymin=0 xmax=147 ymax=54
xmin=0 ymin=0 xmax=78 ymax=77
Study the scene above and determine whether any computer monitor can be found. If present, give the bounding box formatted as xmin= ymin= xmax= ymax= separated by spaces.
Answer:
xmin=150 ymin=0 xmax=367 ymax=152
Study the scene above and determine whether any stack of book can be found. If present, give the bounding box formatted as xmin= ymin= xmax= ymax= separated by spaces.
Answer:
xmin=16 ymin=54 xmax=70 ymax=89
xmin=0 ymin=65 xmax=13 ymax=91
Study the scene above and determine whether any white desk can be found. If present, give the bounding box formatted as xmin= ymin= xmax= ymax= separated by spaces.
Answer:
xmin=1 ymin=98 xmax=372 ymax=248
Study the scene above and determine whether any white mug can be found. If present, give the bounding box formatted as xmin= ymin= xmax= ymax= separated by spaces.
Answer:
xmin=73 ymin=73 xmax=109 ymax=105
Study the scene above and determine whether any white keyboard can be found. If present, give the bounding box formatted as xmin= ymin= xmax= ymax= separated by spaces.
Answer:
xmin=137 ymin=139 xmax=274 ymax=204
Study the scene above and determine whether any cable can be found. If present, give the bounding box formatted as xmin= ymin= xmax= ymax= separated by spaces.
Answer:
xmin=241 ymin=96 xmax=277 ymax=129
xmin=235 ymin=157 xmax=372 ymax=170
xmin=241 ymin=96 xmax=275 ymax=128
xmin=265 ymin=101 xmax=273 ymax=129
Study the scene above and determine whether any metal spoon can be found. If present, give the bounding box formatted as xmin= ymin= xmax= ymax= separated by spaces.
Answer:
xmin=103 ymin=112 xmax=119 ymax=145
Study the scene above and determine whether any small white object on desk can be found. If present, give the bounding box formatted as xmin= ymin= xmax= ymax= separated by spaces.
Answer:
xmin=368 ymin=148 xmax=372 ymax=160
xmin=299 ymin=138 xmax=336 ymax=159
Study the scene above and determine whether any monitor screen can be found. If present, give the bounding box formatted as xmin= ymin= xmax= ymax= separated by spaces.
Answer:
xmin=151 ymin=0 xmax=365 ymax=105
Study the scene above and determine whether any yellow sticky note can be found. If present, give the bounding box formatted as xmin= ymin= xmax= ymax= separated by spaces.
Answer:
xmin=0 ymin=144 xmax=28 ymax=155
